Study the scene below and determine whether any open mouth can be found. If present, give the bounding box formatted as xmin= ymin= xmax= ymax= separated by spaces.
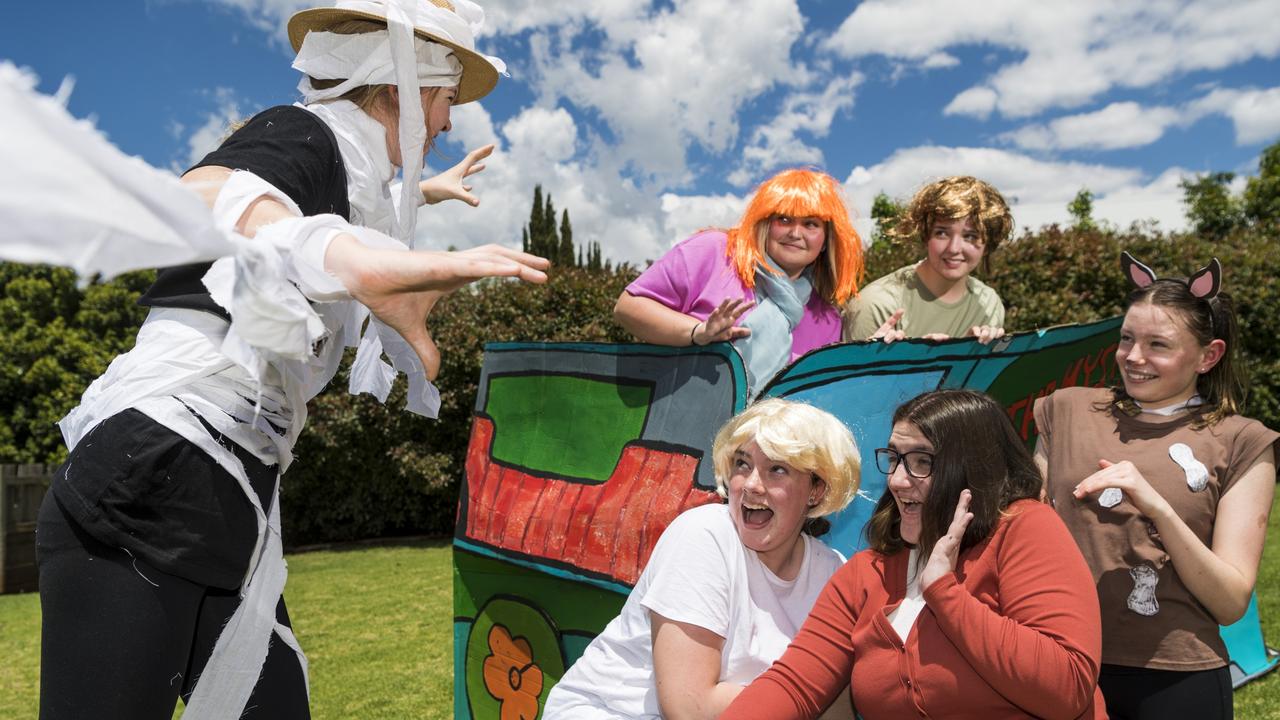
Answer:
xmin=1125 ymin=368 xmax=1157 ymax=383
xmin=741 ymin=502 xmax=774 ymax=528
xmin=898 ymin=498 xmax=922 ymax=515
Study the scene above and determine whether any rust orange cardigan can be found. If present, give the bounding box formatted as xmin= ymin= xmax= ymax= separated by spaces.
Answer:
xmin=721 ymin=499 xmax=1107 ymax=719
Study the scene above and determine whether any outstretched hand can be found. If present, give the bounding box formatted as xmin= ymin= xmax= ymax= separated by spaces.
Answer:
xmin=326 ymin=237 xmax=550 ymax=379
xmin=920 ymin=489 xmax=973 ymax=591
xmin=692 ymin=297 xmax=754 ymax=345
xmin=870 ymin=308 xmax=906 ymax=344
xmin=419 ymin=144 xmax=495 ymax=207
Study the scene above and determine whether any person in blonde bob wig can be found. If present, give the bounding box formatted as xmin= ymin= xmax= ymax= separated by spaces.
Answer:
xmin=544 ymin=398 xmax=859 ymax=718
xmin=711 ymin=397 xmax=860 ymax=521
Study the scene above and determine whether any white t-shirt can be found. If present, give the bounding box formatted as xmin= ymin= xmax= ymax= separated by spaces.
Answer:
xmin=544 ymin=503 xmax=845 ymax=719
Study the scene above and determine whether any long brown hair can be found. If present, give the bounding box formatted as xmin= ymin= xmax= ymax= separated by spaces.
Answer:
xmin=866 ymin=389 xmax=1042 ymax=558
xmin=1108 ymin=279 xmax=1245 ymax=427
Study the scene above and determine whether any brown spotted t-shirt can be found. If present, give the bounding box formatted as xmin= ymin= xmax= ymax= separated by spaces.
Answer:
xmin=1035 ymin=386 xmax=1278 ymax=671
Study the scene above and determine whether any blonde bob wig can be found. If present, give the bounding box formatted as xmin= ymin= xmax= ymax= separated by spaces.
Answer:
xmin=711 ymin=398 xmax=861 ymax=518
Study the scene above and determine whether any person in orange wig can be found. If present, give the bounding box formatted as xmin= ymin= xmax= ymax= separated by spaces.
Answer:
xmin=615 ymin=168 xmax=864 ymax=389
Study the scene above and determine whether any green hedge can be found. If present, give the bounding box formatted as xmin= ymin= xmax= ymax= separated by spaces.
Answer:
xmin=2 ymin=222 xmax=1276 ymax=544
xmin=866 ymin=223 xmax=1280 ymax=430
xmin=280 ymin=266 xmax=637 ymax=544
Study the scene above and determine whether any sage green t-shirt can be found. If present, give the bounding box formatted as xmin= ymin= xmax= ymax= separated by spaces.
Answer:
xmin=841 ymin=263 xmax=1005 ymax=341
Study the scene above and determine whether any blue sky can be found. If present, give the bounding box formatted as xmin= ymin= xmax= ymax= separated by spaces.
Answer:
xmin=5 ymin=0 xmax=1279 ymax=265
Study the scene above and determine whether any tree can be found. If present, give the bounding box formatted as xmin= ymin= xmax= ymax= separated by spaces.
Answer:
xmin=1067 ymin=188 xmax=1096 ymax=231
xmin=1180 ymin=172 xmax=1244 ymax=239
xmin=0 ymin=263 xmax=153 ymax=464
xmin=559 ymin=209 xmax=575 ymax=266
xmin=1244 ymin=139 xmax=1280 ymax=227
xmin=870 ymin=191 xmax=903 ymax=244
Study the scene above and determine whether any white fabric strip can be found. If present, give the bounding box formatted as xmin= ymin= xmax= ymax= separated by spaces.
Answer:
xmin=294 ymin=30 xmax=462 ymax=102
xmin=384 ymin=0 xmax=428 ymax=247
xmin=3 ymin=35 xmax=458 ymax=717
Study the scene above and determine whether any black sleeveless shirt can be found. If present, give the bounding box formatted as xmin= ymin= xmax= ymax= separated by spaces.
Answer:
xmin=138 ymin=105 xmax=351 ymax=319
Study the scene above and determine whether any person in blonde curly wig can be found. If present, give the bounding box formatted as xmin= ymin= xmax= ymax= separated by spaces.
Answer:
xmin=545 ymin=398 xmax=860 ymax=719
xmin=616 ymin=168 xmax=865 ymax=391
xmin=844 ymin=176 xmax=1012 ymax=345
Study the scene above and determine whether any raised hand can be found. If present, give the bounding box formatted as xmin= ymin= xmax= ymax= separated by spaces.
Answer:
xmin=419 ymin=144 xmax=495 ymax=207
xmin=1072 ymin=459 xmax=1169 ymax=517
xmin=920 ymin=489 xmax=974 ymax=591
xmin=692 ymin=297 xmax=754 ymax=345
xmin=968 ymin=325 xmax=1006 ymax=345
xmin=869 ymin=308 xmax=906 ymax=344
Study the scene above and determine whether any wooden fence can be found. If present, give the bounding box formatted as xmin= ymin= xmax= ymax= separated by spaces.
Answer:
xmin=1 ymin=464 xmax=51 ymax=594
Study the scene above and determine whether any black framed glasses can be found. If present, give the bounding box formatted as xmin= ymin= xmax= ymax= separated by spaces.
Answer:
xmin=874 ymin=448 xmax=934 ymax=479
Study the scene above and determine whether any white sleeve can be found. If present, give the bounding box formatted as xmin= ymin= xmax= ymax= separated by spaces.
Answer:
xmin=209 ymin=170 xmax=406 ymax=303
xmin=638 ymin=508 xmax=737 ymax=638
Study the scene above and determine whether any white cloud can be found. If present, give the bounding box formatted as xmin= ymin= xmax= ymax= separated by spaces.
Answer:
xmin=1001 ymin=102 xmax=1182 ymax=152
xmin=181 ymin=87 xmax=244 ymax=168
xmin=1188 ymin=86 xmax=1280 ymax=145
xmin=729 ymin=73 xmax=863 ymax=186
xmin=943 ymin=86 xmax=997 ymax=119
xmin=1002 ymin=86 xmax=1280 ymax=152
xmin=203 ymin=0 xmax=310 ymax=41
xmin=842 ymin=145 xmax=1186 ymax=232
xmin=824 ymin=0 xmax=1280 ymax=119
xmin=525 ymin=0 xmax=808 ymax=185
xmin=500 ymin=106 xmax=578 ymax=163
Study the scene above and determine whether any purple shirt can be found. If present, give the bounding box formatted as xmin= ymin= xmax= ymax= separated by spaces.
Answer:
xmin=626 ymin=230 xmax=841 ymax=361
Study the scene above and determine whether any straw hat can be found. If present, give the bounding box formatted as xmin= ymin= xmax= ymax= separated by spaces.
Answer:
xmin=287 ymin=0 xmax=499 ymax=105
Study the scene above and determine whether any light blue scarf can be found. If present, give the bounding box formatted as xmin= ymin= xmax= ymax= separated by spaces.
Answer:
xmin=735 ymin=259 xmax=813 ymax=394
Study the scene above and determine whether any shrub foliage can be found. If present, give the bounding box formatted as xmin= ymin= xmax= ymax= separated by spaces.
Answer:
xmin=3 ymin=216 xmax=1277 ymax=545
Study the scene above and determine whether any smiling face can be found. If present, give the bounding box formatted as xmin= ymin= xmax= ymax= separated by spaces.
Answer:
xmin=1118 ymin=302 xmax=1222 ymax=409
xmin=728 ymin=440 xmax=824 ymax=578
xmin=886 ymin=421 xmax=934 ymax=545
xmin=919 ymin=216 xmax=985 ymax=287
xmin=765 ymin=215 xmax=827 ymax=278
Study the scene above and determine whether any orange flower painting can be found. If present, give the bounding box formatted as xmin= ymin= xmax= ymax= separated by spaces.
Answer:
xmin=483 ymin=624 xmax=544 ymax=720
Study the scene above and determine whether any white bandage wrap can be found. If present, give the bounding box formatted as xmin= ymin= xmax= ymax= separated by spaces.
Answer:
xmin=1127 ymin=564 xmax=1160 ymax=616
xmin=1098 ymin=487 xmax=1123 ymax=508
xmin=294 ymin=30 xmax=462 ymax=102
xmin=1169 ymin=442 xmax=1210 ymax=492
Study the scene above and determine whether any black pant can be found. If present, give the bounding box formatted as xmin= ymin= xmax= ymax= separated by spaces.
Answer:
xmin=36 ymin=493 xmax=310 ymax=720
xmin=1099 ymin=663 xmax=1232 ymax=720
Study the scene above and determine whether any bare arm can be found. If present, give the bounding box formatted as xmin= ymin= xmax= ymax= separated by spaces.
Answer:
xmin=180 ymin=165 xmax=549 ymax=379
xmin=651 ymin=612 xmax=742 ymax=720
xmin=1072 ymin=446 xmax=1277 ymax=625
xmin=614 ymin=292 xmax=752 ymax=346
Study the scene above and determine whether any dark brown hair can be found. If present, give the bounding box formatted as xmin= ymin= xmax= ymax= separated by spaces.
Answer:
xmin=1109 ymin=279 xmax=1245 ymax=427
xmin=866 ymin=389 xmax=1042 ymax=558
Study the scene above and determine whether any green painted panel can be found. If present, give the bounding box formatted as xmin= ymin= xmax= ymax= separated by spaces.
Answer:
xmin=485 ymin=374 xmax=652 ymax=483
xmin=453 ymin=549 xmax=626 ymax=633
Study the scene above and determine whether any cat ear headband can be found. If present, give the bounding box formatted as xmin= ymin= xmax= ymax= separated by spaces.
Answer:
xmin=1120 ymin=251 xmax=1222 ymax=299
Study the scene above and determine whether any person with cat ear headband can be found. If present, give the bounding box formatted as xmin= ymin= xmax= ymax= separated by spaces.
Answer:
xmin=1033 ymin=252 xmax=1277 ymax=720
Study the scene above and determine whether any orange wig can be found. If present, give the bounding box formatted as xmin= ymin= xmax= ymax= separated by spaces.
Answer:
xmin=725 ymin=168 xmax=864 ymax=305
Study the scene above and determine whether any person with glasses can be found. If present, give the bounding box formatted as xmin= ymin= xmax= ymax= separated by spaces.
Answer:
xmin=545 ymin=398 xmax=860 ymax=719
xmin=844 ymin=176 xmax=1011 ymax=345
xmin=722 ymin=389 xmax=1105 ymax=719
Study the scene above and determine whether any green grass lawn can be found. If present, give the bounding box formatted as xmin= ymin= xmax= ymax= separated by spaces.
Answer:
xmin=0 ymin=539 xmax=454 ymax=720
xmin=3 ymin=500 xmax=1280 ymax=719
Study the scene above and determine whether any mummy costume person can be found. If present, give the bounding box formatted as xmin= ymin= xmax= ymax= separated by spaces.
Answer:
xmin=0 ymin=2 xmax=545 ymax=719
xmin=1035 ymin=253 xmax=1278 ymax=720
